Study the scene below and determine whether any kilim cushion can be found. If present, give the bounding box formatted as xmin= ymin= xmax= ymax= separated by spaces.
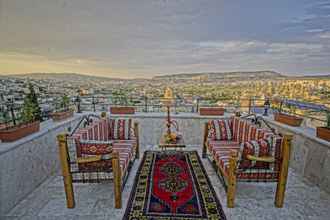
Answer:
xmin=208 ymin=119 xmax=233 ymax=141
xmin=207 ymin=139 xmax=239 ymax=157
xmin=231 ymin=117 xmax=240 ymax=142
xmin=75 ymin=140 xmax=113 ymax=172
xmin=109 ymin=119 xmax=133 ymax=140
xmin=78 ymin=140 xmax=113 ymax=155
xmin=113 ymin=142 xmax=134 ymax=172
xmin=72 ymin=118 xmax=137 ymax=173
xmin=76 ymin=140 xmax=134 ymax=173
xmin=238 ymin=138 xmax=273 ymax=170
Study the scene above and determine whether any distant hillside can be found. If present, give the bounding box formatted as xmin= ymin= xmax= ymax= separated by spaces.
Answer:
xmin=153 ymin=71 xmax=285 ymax=80
xmin=291 ymin=74 xmax=330 ymax=80
xmin=2 ymin=73 xmax=121 ymax=81
xmin=2 ymin=71 xmax=329 ymax=81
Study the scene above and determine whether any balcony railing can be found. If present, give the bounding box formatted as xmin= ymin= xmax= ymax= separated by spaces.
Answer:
xmin=1 ymin=95 xmax=329 ymax=129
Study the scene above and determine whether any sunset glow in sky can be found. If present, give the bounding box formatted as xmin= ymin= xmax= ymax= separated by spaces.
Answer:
xmin=0 ymin=0 xmax=330 ymax=78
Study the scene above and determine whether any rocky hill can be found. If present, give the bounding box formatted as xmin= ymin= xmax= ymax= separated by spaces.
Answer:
xmin=2 ymin=73 xmax=119 ymax=81
xmin=153 ymin=71 xmax=285 ymax=81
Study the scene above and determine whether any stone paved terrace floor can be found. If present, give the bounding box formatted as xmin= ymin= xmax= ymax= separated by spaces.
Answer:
xmin=3 ymin=145 xmax=330 ymax=220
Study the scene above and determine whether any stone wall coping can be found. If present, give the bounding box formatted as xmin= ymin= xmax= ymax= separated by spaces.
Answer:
xmin=263 ymin=116 xmax=330 ymax=148
xmin=107 ymin=112 xmax=231 ymax=119
xmin=110 ymin=112 xmax=330 ymax=148
xmin=0 ymin=114 xmax=83 ymax=155
xmin=2 ymin=111 xmax=327 ymax=154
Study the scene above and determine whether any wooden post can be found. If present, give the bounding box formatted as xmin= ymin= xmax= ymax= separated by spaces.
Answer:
xmin=57 ymin=133 xmax=75 ymax=208
xmin=275 ymin=134 xmax=293 ymax=208
xmin=134 ymin=122 xmax=140 ymax=159
xmin=112 ymin=151 xmax=122 ymax=208
xmin=227 ymin=150 xmax=237 ymax=208
xmin=202 ymin=122 xmax=208 ymax=158
xmin=166 ymin=105 xmax=171 ymax=136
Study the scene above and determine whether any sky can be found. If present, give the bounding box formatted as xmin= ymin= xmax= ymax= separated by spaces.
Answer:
xmin=0 ymin=0 xmax=330 ymax=78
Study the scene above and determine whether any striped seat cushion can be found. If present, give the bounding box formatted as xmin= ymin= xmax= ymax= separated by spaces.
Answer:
xmin=113 ymin=142 xmax=135 ymax=173
xmin=74 ymin=140 xmax=134 ymax=173
xmin=214 ymin=150 xmax=232 ymax=174
xmin=208 ymin=139 xmax=239 ymax=156
xmin=208 ymin=119 xmax=233 ymax=141
xmin=207 ymin=117 xmax=282 ymax=181
xmin=208 ymin=140 xmax=240 ymax=175
xmin=72 ymin=118 xmax=137 ymax=173
xmin=113 ymin=138 xmax=137 ymax=147
xmin=110 ymin=119 xmax=133 ymax=140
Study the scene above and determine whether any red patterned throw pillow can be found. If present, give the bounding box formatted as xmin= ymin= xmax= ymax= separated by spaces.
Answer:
xmin=208 ymin=119 xmax=233 ymax=141
xmin=78 ymin=140 xmax=113 ymax=155
xmin=239 ymin=138 xmax=273 ymax=169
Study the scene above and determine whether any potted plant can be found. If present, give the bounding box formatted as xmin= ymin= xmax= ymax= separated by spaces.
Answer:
xmin=316 ymin=112 xmax=330 ymax=141
xmin=233 ymin=100 xmax=241 ymax=117
xmin=100 ymin=111 xmax=107 ymax=118
xmin=273 ymin=102 xmax=303 ymax=127
xmin=199 ymin=107 xmax=225 ymax=116
xmin=110 ymin=106 xmax=135 ymax=114
xmin=51 ymin=95 xmax=74 ymax=122
xmin=0 ymin=105 xmax=11 ymax=129
xmin=0 ymin=83 xmax=41 ymax=142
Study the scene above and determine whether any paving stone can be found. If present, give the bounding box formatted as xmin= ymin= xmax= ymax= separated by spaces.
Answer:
xmin=38 ymin=198 xmax=95 ymax=217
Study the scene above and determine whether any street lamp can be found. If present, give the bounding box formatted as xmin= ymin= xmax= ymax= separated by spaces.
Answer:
xmin=162 ymin=87 xmax=175 ymax=136
xmin=263 ymin=97 xmax=271 ymax=116
xmin=6 ymin=98 xmax=16 ymax=126
xmin=75 ymin=94 xmax=81 ymax=113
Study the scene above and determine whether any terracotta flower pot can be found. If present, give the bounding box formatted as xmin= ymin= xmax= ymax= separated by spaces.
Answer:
xmin=316 ymin=127 xmax=330 ymax=142
xmin=0 ymin=121 xmax=40 ymax=142
xmin=199 ymin=107 xmax=225 ymax=116
xmin=274 ymin=112 xmax=303 ymax=127
xmin=51 ymin=110 xmax=74 ymax=122
xmin=110 ymin=106 xmax=135 ymax=114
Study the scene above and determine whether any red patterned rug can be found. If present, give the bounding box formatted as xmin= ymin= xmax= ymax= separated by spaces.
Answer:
xmin=123 ymin=151 xmax=226 ymax=220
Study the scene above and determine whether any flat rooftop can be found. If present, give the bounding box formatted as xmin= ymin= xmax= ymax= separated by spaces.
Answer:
xmin=3 ymin=145 xmax=330 ymax=220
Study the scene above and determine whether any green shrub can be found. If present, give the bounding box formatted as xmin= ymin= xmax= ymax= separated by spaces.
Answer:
xmin=61 ymin=95 xmax=70 ymax=111
xmin=326 ymin=112 xmax=330 ymax=129
xmin=21 ymin=83 xmax=42 ymax=123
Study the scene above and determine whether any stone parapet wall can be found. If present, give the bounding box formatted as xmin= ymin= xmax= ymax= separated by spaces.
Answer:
xmin=0 ymin=114 xmax=82 ymax=215
xmin=109 ymin=112 xmax=226 ymax=147
xmin=264 ymin=117 xmax=330 ymax=194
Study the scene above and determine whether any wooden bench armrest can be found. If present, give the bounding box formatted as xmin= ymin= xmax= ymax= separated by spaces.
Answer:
xmin=230 ymin=149 xmax=239 ymax=158
xmin=246 ymin=155 xmax=275 ymax=163
xmin=76 ymin=154 xmax=113 ymax=164
xmin=77 ymin=156 xmax=102 ymax=163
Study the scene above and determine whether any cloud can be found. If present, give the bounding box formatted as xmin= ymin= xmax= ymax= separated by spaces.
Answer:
xmin=196 ymin=40 xmax=324 ymax=56
xmin=1 ymin=0 xmax=330 ymax=76
xmin=319 ymin=31 xmax=330 ymax=38
xmin=2 ymin=37 xmax=329 ymax=77
xmin=306 ymin=28 xmax=324 ymax=33
xmin=197 ymin=41 xmax=267 ymax=53
xmin=266 ymin=43 xmax=323 ymax=54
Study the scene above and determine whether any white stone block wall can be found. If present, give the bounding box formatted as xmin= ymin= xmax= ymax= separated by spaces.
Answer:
xmin=264 ymin=118 xmax=330 ymax=194
xmin=110 ymin=112 xmax=223 ymax=147
xmin=0 ymin=114 xmax=82 ymax=215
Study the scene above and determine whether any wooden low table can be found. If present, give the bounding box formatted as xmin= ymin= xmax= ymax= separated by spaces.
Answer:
xmin=159 ymin=135 xmax=185 ymax=150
